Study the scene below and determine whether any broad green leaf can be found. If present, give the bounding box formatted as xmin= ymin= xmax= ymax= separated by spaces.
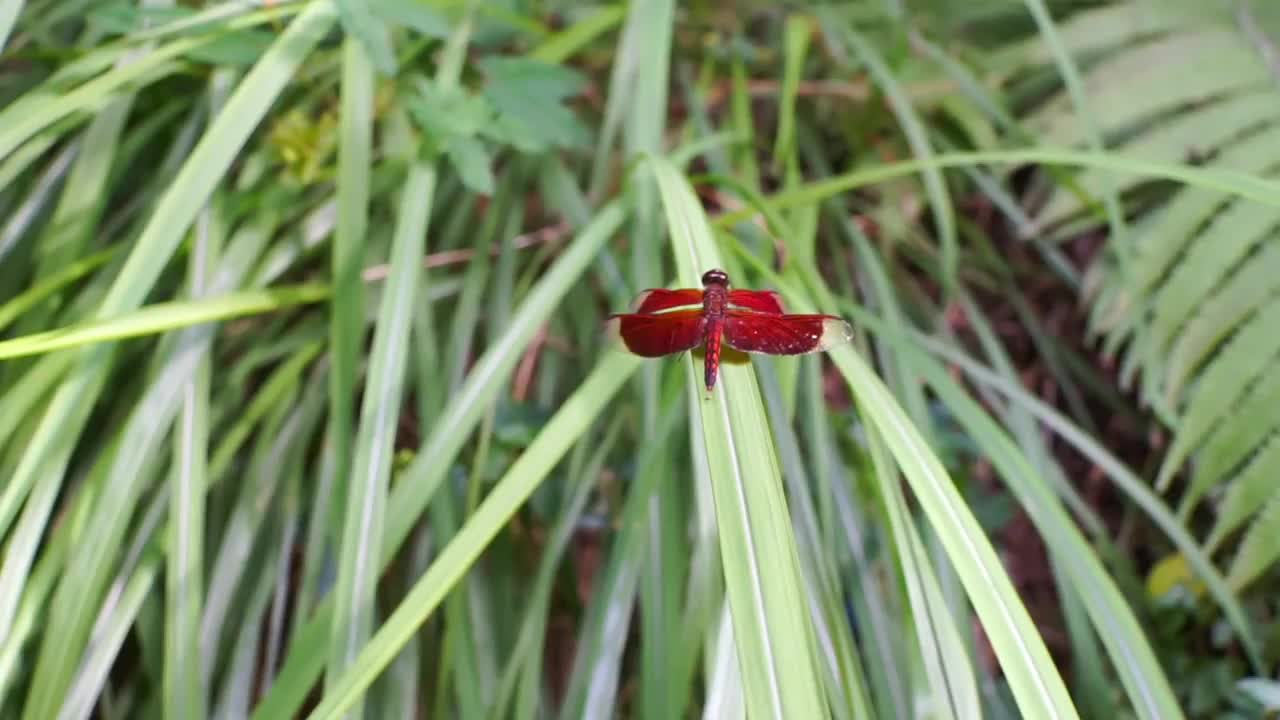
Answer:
xmin=85 ymin=2 xmax=193 ymax=35
xmin=479 ymin=56 xmax=591 ymax=151
xmin=369 ymin=0 xmax=451 ymax=38
xmin=186 ymin=29 xmax=275 ymax=66
xmin=336 ymin=0 xmax=397 ymax=75
xmin=411 ymin=83 xmax=493 ymax=144
xmin=446 ymin=135 xmax=496 ymax=195
xmin=1036 ymin=91 xmax=1280 ymax=225
xmin=478 ymin=56 xmax=587 ymax=105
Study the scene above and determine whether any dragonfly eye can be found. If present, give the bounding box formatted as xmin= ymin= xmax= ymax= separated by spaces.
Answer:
xmin=701 ymin=269 xmax=729 ymax=286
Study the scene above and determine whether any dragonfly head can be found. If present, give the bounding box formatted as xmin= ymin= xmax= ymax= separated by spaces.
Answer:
xmin=701 ymin=268 xmax=729 ymax=287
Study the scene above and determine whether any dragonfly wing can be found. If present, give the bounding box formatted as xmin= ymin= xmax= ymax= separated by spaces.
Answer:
xmin=723 ymin=311 xmax=853 ymax=355
xmin=606 ymin=310 xmax=707 ymax=357
xmin=727 ymin=289 xmax=786 ymax=314
xmin=630 ymin=288 xmax=704 ymax=313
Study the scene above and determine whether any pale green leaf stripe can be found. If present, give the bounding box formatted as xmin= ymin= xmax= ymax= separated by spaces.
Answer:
xmin=26 ymin=338 xmax=208 ymax=717
xmin=163 ymin=83 xmax=230 ymax=720
xmin=165 ymin=178 xmax=224 ymax=720
xmin=528 ymin=4 xmax=625 ymax=63
xmin=320 ymin=9 xmax=388 ymax=702
xmin=252 ymin=202 xmax=627 ymax=719
xmin=915 ymin=338 xmax=1265 ymax=672
xmin=58 ymin=552 xmax=160 ymax=720
xmin=804 ymin=283 xmax=1262 ymax=673
xmin=820 ymin=217 xmax=976 ymax=719
xmin=648 ymin=153 xmax=829 ymax=720
xmin=914 ymin=358 xmax=1182 ymax=719
xmin=827 ymin=344 xmax=1079 ymax=719
xmin=757 ymin=364 xmax=877 ymax=719
xmin=798 ymin=248 xmax=1177 ymax=712
xmin=0 ymin=354 xmax=72 ymax=486
xmin=0 ymin=35 xmax=205 ymax=161
xmin=102 ymin=1 xmax=336 ymax=319
xmin=620 ymin=0 xmax=673 ymax=441
xmin=586 ymin=0 xmax=651 ymax=200
xmin=0 ymin=506 xmax=69 ymax=701
xmin=128 ymin=1 xmax=297 ymax=44
xmin=327 ymin=160 xmax=437 ymax=702
xmin=27 ymin=87 xmax=131 ymax=291
xmin=21 ymin=204 xmax=279 ymax=719
xmin=0 ymin=0 xmax=21 ymax=52
xmin=327 ymin=37 xmax=376 ymax=550
xmin=0 ymin=2 xmax=303 ymax=161
xmin=1 ymin=9 xmax=336 ymax=711
xmin=619 ymin=4 xmax=677 ymax=715
xmin=0 ymin=143 xmax=74 ymax=265
xmin=868 ymin=427 xmax=977 ymax=720
xmin=0 ymin=247 xmax=118 ymax=333
xmin=0 ymin=284 xmax=330 ymax=360
xmin=167 ymin=361 xmax=210 ymax=720
xmin=714 ymin=148 xmax=1280 ymax=229
xmin=304 ymin=353 xmax=642 ymax=719
xmin=0 ymin=74 xmax=128 ymax=537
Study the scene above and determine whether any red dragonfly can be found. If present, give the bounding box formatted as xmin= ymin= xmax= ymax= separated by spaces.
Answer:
xmin=607 ymin=268 xmax=853 ymax=391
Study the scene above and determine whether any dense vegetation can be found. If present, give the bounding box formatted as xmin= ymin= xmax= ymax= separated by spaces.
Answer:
xmin=1 ymin=0 xmax=1278 ymax=718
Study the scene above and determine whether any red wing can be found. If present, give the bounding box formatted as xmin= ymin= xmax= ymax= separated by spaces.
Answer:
xmin=727 ymin=289 xmax=786 ymax=315
xmin=606 ymin=310 xmax=706 ymax=357
xmin=629 ymin=288 xmax=704 ymax=314
xmin=723 ymin=311 xmax=852 ymax=355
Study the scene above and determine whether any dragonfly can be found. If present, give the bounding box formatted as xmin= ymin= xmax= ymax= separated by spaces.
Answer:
xmin=606 ymin=268 xmax=853 ymax=391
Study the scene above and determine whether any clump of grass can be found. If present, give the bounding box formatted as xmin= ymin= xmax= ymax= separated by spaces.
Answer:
xmin=1 ymin=2 xmax=1276 ymax=719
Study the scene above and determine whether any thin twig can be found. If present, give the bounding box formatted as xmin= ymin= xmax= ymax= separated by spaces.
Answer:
xmin=511 ymin=322 xmax=549 ymax=403
xmin=701 ymin=77 xmax=964 ymax=111
xmin=360 ymin=220 xmax=570 ymax=282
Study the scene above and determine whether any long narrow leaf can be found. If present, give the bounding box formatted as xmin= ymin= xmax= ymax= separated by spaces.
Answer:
xmin=648 ymin=153 xmax=829 ymax=720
